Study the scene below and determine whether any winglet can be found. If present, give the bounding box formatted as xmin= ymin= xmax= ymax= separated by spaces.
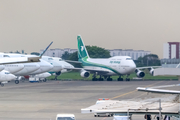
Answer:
xmin=39 ymin=41 xmax=53 ymax=57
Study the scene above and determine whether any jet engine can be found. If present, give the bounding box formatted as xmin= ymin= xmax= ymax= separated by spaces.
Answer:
xmin=135 ymin=69 xmax=145 ymax=78
xmin=148 ymin=68 xmax=154 ymax=76
xmin=80 ymin=70 xmax=90 ymax=78
xmin=56 ymin=71 xmax=61 ymax=76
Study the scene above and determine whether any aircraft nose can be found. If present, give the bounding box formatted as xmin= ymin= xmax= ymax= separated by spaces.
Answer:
xmin=71 ymin=65 xmax=74 ymax=68
xmin=49 ymin=64 xmax=53 ymax=71
xmin=129 ymin=62 xmax=136 ymax=73
xmin=45 ymin=72 xmax=51 ymax=77
xmin=10 ymin=74 xmax=16 ymax=80
xmin=132 ymin=63 xmax=136 ymax=70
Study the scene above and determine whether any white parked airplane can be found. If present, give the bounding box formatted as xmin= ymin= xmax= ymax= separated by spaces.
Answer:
xmin=0 ymin=41 xmax=53 ymax=85
xmin=0 ymin=54 xmax=53 ymax=84
xmin=4 ymin=64 xmax=24 ymax=74
xmin=42 ymin=56 xmax=74 ymax=80
xmin=66 ymin=35 xmax=158 ymax=81
xmin=0 ymin=70 xmax=16 ymax=86
xmin=41 ymin=56 xmax=63 ymax=77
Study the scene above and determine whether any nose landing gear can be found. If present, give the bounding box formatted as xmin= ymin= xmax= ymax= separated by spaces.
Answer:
xmin=125 ymin=74 xmax=130 ymax=81
xmin=107 ymin=76 xmax=113 ymax=81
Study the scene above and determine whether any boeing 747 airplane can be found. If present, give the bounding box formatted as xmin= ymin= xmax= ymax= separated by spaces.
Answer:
xmin=66 ymin=35 xmax=158 ymax=81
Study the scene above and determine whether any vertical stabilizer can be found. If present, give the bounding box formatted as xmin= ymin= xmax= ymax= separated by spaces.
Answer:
xmin=77 ymin=35 xmax=90 ymax=60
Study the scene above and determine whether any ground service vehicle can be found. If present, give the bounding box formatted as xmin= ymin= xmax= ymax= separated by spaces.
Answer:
xmin=94 ymin=98 xmax=113 ymax=117
xmin=56 ymin=114 xmax=75 ymax=120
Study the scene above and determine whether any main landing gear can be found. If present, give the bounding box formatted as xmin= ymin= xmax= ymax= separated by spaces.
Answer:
xmin=15 ymin=80 xmax=19 ymax=84
xmin=0 ymin=82 xmax=4 ymax=87
xmin=92 ymin=75 xmax=104 ymax=81
xmin=125 ymin=74 xmax=130 ymax=81
xmin=54 ymin=76 xmax=58 ymax=80
xmin=107 ymin=76 xmax=113 ymax=81
xmin=117 ymin=76 xmax=123 ymax=81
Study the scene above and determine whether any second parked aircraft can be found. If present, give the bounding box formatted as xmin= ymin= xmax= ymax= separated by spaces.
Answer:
xmin=66 ymin=35 xmax=157 ymax=81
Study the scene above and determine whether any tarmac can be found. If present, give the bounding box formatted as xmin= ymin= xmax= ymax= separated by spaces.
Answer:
xmin=0 ymin=80 xmax=179 ymax=120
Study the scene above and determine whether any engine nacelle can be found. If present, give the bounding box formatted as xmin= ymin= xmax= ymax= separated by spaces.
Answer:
xmin=80 ymin=70 xmax=90 ymax=78
xmin=149 ymin=68 xmax=154 ymax=76
xmin=136 ymin=71 xmax=145 ymax=78
xmin=56 ymin=71 xmax=61 ymax=76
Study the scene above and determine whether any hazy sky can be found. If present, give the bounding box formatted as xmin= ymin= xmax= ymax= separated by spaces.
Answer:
xmin=0 ymin=0 xmax=180 ymax=58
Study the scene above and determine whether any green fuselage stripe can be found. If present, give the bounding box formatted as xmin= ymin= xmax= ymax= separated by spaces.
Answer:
xmin=79 ymin=56 xmax=121 ymax=75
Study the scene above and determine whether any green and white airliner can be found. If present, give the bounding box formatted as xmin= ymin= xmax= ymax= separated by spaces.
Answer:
xmin=67 ymin=35 xmax=156 ymax=81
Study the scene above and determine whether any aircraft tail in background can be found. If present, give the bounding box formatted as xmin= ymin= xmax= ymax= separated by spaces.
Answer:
xmin=77 ymin=35 xmax=89 ymax=60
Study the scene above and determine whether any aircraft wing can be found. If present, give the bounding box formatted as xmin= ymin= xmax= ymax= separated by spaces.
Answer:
xmin=0 ymin=56 xmax=40 ymax=65
xmin=137 ymin=66 xmax=161 ymax=70
xmin=0 ymin=41 xmax=53 ymax=65
xmin=137 ymin=84 xmax=180 ymax=94
xmin=63 ymin=67 xmax=110 ymax=74
xmin=65 ymin=60 xmax=82 ymax=64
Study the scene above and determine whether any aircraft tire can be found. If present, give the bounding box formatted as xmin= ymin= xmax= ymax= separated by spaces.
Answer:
xmin=15 ymin=80 xmax=19 ymax=84
xmin=118 ymin=78 xmax=123 ymax=81
xmin=107 ymin=78 xmax=113 ymax=81
xmin=1 ymin=84 xmax=4 ymax=87
xmin=98 ymin=78 xmax=104 ymax=81
xmin=43 ymin=79 xmax=47 ymax=82
xmin=94 ymin=115 xmax=96 ymax=117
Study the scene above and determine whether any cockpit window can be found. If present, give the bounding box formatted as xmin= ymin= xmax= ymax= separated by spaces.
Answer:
xmin=59 ymin=59 xmax=62 ymax=61
xmin=3 ymin=55 xmax=10 ymax=57
xmin=5 ymin=72 xmax=10 ymax=74
xmin=126 ymin=58 xmax=132 ymax=60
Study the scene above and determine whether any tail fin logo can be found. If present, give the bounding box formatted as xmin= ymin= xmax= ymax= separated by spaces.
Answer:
xmin=81 ymin=46 xmax=84 ymax=51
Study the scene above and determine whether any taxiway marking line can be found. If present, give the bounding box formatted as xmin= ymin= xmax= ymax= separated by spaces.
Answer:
xmin=111 ymin=81 xmax=163 ymax=100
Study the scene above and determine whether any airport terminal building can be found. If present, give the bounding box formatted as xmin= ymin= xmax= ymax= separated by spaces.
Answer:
xmin=40 ymin=48 xmax=151 ymax=60
xmin=109 ymin=49 xmax=150 ymax=60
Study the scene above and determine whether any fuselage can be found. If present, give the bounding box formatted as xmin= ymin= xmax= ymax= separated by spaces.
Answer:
xmin=0 ymin=70 xmax=16 ymax=82
xmin=52 ymin=57 xmax=74 ymax=73
xmin=0 ymin=53 xmax=53 ymax=76
xmin=81 ymin=56 xmax=136 ymax=76
xmin=29 ymin=59 xmax=53 ymax=75
xmin=41 ymin=56 xmax=63 ymax=73
xmin=4 ymin=64 xmax=24 ymax=74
